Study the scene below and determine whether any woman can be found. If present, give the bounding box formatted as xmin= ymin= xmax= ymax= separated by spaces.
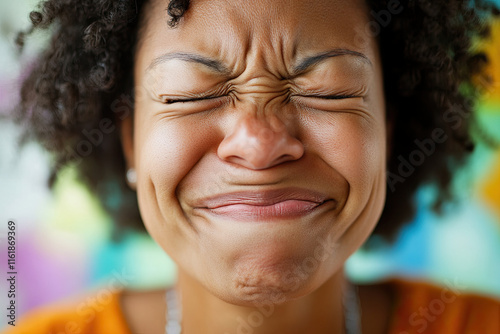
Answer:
xmin=7 ymin=0 xmax=500 ymax=333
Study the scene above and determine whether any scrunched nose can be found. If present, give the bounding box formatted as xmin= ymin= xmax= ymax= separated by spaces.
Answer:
xmin=217 ymin=115 xmax=304 ymax=169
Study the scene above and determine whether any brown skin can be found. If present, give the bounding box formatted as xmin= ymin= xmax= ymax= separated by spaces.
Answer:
xmin=121 ymin=0 xmax=390 ymax=333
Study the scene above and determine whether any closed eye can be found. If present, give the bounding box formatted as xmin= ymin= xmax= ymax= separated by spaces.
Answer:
xmin=160 ymin=95 xmax=224 ymax=104
xmin=300 ymin=94 xmax=361 ymax=100
xmin=290 ymin=92 xmax=366 ymax=113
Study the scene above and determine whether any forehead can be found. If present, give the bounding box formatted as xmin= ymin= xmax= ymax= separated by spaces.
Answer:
xmin=136 ymin=0 xmax=376 ymax=74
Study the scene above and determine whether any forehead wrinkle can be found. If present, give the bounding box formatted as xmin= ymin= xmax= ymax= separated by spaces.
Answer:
xmin=215 ymin=0 xmax=302 ymax=76
xmin=232 ymin=24 xmax=299 ymax=80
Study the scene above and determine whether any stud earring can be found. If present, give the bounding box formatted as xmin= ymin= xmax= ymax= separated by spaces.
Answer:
xmin=126 ymin=168 xmax=137 ymax=185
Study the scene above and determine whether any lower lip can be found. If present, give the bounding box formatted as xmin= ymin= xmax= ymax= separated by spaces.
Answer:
xmin=205 ymin=200 xmax=328 ymax=222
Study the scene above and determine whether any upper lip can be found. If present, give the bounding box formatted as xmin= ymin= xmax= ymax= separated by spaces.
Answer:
xmin=194 ymin=187 xmax=331 ymax=209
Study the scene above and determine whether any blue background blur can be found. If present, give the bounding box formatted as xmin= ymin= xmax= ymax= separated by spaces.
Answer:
xmin=1 ymin=0 xmax=499 ymax=327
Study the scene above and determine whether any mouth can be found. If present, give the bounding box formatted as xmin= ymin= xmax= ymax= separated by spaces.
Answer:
xmin=193 ymin=187 xmax=335 ymax=221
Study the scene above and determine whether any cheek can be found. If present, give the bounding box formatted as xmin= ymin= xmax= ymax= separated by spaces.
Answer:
xmin=302 ymin=113 xmax=386 ymax=193
xmin=343 ymin=118 xmax=386 ymax=187
xmin=135 ymin=116 xmax=219 ymax=205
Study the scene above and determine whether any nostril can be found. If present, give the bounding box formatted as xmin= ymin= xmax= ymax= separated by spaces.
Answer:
xmin=272 ymin=152 xmax=303 ymax=166
xmin=276 ymin=154 xmax=294 ymax=163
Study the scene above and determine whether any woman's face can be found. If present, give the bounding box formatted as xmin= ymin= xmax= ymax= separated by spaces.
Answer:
xmin=125 ymin=0 xmax=387 ymax=305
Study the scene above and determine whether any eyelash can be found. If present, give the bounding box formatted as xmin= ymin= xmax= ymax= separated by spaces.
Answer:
xmin=161 ymin=95 xmax=222 ymax=104
xmin=162 ymin=94 xmax=359 ymax=104
xmin=300 ymin=94 xmax=360 ymax=100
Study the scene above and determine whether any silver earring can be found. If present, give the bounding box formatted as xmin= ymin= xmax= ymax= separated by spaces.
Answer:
xmin=126 ymin=168 xmax=137 ymax=185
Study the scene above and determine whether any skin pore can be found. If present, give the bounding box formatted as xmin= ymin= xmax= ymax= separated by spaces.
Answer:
xmin=120 ymin=0 xmax=391 ymax=333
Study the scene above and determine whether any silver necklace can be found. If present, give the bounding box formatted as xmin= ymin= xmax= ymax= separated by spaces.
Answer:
xmin=165 ymin=281 xmax=362 ymax=334
xmin=165 ymin=288 xmax=182 ymax=334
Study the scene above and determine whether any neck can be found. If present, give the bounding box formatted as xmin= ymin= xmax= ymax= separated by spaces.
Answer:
xmin=176 ymin=268 xmax=347 ymax=334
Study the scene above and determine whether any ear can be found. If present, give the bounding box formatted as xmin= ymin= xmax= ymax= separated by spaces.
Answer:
xmin=120 ymin=114 xmax=135 ymax=187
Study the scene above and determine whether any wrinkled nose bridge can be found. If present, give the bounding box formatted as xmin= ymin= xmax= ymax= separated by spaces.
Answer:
xmin=230 ymin=109 xmax=289 ymax=152
xmin=242 ymin=112 xmax=286 ymax=140
xmin=217 ymin=109 xmax=304 ymax=170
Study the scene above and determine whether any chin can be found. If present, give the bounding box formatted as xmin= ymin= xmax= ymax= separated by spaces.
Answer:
xmin=218 ymin=261 xmax=320 ymax=307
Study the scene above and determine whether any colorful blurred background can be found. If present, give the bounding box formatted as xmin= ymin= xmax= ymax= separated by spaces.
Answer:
xmin=1 ymin=0 xmax=499 ymax=330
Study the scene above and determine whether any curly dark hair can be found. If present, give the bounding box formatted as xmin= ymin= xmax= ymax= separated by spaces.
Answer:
xmin=13 ymin=0 xmax=499 ymax=241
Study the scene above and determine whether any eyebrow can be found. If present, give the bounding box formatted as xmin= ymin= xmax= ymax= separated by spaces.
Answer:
xmin=147 ymin=52 xmax=229 ymax=74
xmin=146 ymin=48 xmax=371 ymax=76
xmin=292 ymin=48 xmax=372 ymax=74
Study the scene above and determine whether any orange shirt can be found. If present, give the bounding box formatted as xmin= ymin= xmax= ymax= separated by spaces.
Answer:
xmin=3 ymin=279 xmax=499 ymax=334
xmin=2 ymin=290 xmax=132 ymax=334
xmin=388 ymin=278 xmax=500 ymax=334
